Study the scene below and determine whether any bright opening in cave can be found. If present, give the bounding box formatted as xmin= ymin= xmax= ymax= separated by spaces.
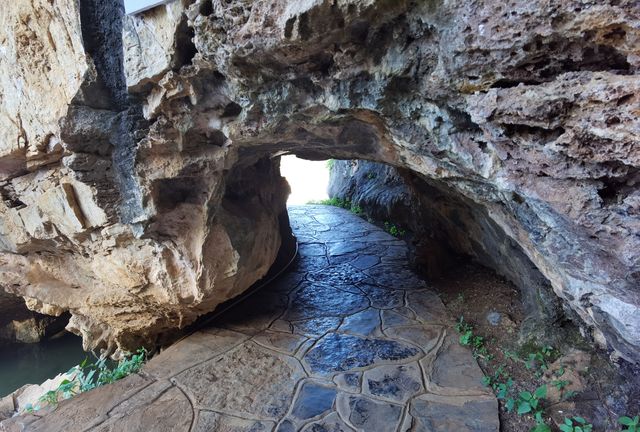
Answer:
xmin=279 ymin=155 xmax=330 ymax=205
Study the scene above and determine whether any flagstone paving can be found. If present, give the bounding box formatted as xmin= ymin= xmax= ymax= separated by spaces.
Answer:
xmin=1 ymin=205 xmax=498 ymax=432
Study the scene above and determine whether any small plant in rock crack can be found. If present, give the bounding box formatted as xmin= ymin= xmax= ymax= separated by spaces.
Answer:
xmin=502 ymin=348 xmax=519 ymax=361
xmin=619 ymin=415 xmax=640 ymax=432
xmin=312 ymin=197 xmax=351 ymax=209
xmin=559 ymin=416 xmax=592 ymax=432
xmin=455 ymin=316 xmax=490 ymax=359
xmin=326 ymin=159 xmax=336 ymax=170
xmin=525 ymin=345 xmax=557 ymax=375
xmin=552 ymin=378 xmax=576 ymax=401
xmin=482 ymin=365 xmax=517 ymax=410
xmin=349 ymin=204 xmax=364 ymax=216
xmin=384 ymin=222 xmax=406 ymax=237
xmin=513 ymin=384 xmax=552 ymax=432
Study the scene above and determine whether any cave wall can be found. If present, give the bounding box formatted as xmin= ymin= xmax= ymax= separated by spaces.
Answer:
xmin=328 ymin=159 xmax=562 ymax=339
xmin=0 ymin=291 xmax=68 ymax=345
xmin=0 ymin=0 xmax=638 ymax=361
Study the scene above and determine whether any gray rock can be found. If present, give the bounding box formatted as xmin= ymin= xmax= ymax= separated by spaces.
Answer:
xmin=486 ymin=312 xmax=502 ymax=327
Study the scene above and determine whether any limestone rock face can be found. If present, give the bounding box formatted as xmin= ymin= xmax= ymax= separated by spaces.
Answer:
xmin=0 ymin=0 xmax=88 ymax=178
xmin=0 ymin=0 xmax=290 ymax=355
xmin=328 ymin=159 xmax=562 ymax=340
xmin=0 ymin=0 xmax=639 ymax=361
xmin=0 ymin=291 xmax=67 ymax=344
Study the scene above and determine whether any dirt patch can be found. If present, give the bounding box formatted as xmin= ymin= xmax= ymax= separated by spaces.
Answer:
xmin=432 ymin=259 xmax=640 ymax=432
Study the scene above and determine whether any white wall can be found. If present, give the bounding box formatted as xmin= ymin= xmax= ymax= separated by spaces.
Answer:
xmin=124 ymin=0 xmax=173 ymax=14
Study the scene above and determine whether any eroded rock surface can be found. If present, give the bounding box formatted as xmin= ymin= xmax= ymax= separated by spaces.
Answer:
xmin=0 ymin=0 xmax=638 ymax=361
xmin=328 ymin=159 xmax=563 ymax=340
xmin=0 ymin=206 xmax=498 ymax=432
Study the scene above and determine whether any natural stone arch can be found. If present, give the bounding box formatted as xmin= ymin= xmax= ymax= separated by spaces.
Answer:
xmin=0 ymin=0 xmax=637 ymax=364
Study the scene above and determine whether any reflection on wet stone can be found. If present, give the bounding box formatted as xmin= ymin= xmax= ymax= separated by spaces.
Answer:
xmin=303 ymin=333 xmax=420 ymax=374
xmin=286 ymin=283 xmax=369 ymax=320
xmin=291 ymin=381 xmax=337 ymax=420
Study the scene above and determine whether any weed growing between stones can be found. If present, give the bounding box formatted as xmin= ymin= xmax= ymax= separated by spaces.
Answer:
xmin=619 ymin=416 xmax=640 ymax=432
xmin=455 ymin=316 xmax=491 ymax=360
xmin=452 ymin=319 xmax=639 ymax=432
xmin=326 ymin=159 xmax=336 ymax=170
xmin=454 ymin=318 xmax=558 ymax=431
xmin=309 ymin=198 xmax=408 ymax=237
xmin=383 ymin=221 xmax=406 ymax=238
xmin=308 ymin=197 xmax=364 ymax=217
xmin=25 ymin=348 xmax=147 ymax=413
xmin=559 ymin=416 xmax=593 ymax=432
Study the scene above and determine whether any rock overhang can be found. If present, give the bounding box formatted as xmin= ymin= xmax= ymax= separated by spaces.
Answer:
xmin=0 ymin=0 xmax=637 ymax=362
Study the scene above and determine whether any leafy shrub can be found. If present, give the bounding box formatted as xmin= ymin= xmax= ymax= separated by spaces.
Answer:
xmin=559 ymin=416 xmax=592 ymax=432
xmin=384 ymin=222 xmax=406 ymax=237
xmin=455 ymin=316 xmax=489 ymax=359
xmin=25 ymin=349 xmax=147 ymax=412
xmin=619 ymin=416 xmax=640 ymax=432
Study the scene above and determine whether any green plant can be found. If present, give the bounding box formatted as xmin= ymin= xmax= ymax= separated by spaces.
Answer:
xmin=312 ymin=197 xmax=365 ymax=217
xmin=483 ymin=366 xmax=514 ymax=407
xmin=326 ymin=159 xmax=336 ymax=170
xmin=559 ymin=416 xmax=592 ymax=432
xmin=553 ymin=379 xmax=570 ymax=391
xmin=524 ymin=345 xmax=556 ymax=372
xmin=483 ymin=365 xmax=510 ymax=388
xmin=455 ymin=317 xmax=490 ymax=359
xmin=38 ymin=390 xmax=59 ymax=407
xmin=619 ymin=415 xmax=640 ymax=432
xmin=27 ymin=348 xmax=147 ymax=412
xmin=502 ymin=348 xmax=519 ymax=361
xmin=512 ymin=384 xmax=552 ymax=431
xmin=311 ymin=197 xmax=350 ymax=208
xmin=561 ymin=390 xmax=578 ymax=401
xmin=350 ymin=204 xmax=364 ymax=216
xmin=516 ymin=385 xmax=546 ymax=416
xmin=384 ymin=222 xmax=406 ymax=237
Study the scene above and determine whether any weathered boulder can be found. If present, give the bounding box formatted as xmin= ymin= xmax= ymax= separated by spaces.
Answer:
xmin=0 ymin=0 xmax=638 ymax=362
xmin=0 ymin=0 xmax=290 ymax=355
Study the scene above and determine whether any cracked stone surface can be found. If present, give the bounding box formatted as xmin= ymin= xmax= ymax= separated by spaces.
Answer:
xmin=0 ymin=205 xmax=498 ymax=431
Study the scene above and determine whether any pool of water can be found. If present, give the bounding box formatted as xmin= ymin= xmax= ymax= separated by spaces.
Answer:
xmin=0 ymin=333 xmax=89 ymax=397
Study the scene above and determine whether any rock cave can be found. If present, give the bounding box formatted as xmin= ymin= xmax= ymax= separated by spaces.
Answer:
xmin=0 ymin=0 xmax=638 ymax=431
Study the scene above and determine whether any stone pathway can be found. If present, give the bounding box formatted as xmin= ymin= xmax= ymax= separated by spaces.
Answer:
xmin=2 ymin=205 xmax=498 ymax=432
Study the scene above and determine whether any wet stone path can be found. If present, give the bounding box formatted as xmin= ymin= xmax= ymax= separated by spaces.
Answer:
xmin=2 ymin=205 xmax=498 ymax=432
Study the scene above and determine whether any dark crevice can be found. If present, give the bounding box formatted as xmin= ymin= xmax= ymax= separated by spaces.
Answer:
xmin=504 ymin=35 xmax=632 ymax=84
xmin=153 ymin=177 xmax=202 ymax=211
xmin=298 ymin=12 xmax=311 ymax=41
xmin=78 ymin=0 xmax=128 ymax=109
xmin=490 ymin=78 xmax=542 ymax=89
xmin=0 ymin=186 xmax=25 ymax=209
xmin=447 ymin=108 xmax=482 ymax=133
xmin=596 ymin=168 xmax=640 ymax=207
xmin=221 ymin=102 xmax=242 ymax=118
xmin=617 ymin=93 xmax=634 ymax=106
xmin=284 ymin=16 xmax=296 ymax=39
xmin=173 ymin=16 xmax=198 ymax=69
xmin=503 ymin=124 xmax=566 ymax=139
xmin=199 ymin=0 xmax=213 ymax=17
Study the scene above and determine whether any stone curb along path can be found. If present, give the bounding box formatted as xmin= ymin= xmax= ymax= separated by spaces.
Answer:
xmin=1 ymin=205 xmax=498 ymax=432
